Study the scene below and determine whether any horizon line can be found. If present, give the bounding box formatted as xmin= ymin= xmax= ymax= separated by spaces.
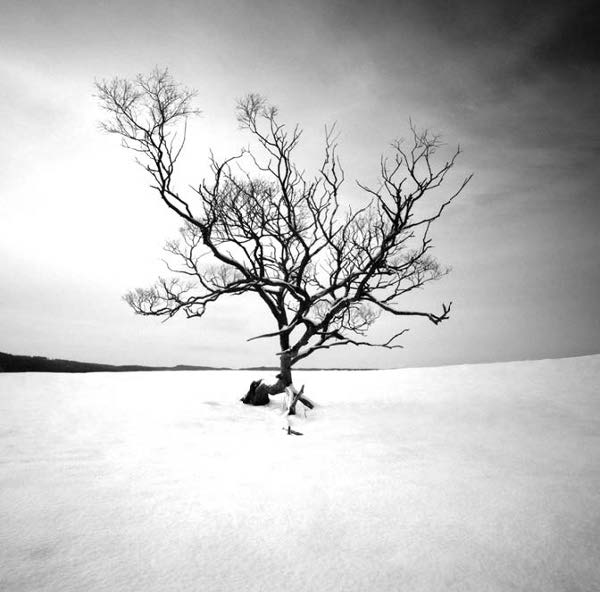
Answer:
xmin=1 ymin=350 xmax=599 ymax=374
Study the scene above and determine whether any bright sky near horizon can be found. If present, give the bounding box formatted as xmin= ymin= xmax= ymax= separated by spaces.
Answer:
xmin=1 ymin=0 xmax=598 ymax=369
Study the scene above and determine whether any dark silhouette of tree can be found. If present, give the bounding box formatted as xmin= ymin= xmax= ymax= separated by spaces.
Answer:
xmin=96 ymin=69 xmax=471 ymax=412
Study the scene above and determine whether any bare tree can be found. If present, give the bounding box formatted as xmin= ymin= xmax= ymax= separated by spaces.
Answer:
xmin=96 ymin=69 xmax=471 ymax=412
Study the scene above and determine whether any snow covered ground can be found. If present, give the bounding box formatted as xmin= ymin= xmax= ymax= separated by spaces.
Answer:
xmin=1 ymin=355 xmax=599 ymax=591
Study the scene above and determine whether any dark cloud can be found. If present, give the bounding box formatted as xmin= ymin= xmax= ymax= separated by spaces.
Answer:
xmin=324 ymin=0 xmax=599 ymax=77
xmin=530 ymin=1 xmax=600 ymax=70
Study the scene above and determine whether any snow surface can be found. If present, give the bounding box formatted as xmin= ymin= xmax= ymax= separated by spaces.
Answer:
xmin=1 ymin=355 xmax=599 ymax=591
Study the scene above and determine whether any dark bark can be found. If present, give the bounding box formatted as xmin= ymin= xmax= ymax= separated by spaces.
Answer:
xmin=240 ymin=354 xmax=312 ymax=411
xmin=279 ymin=351 xmax=292 ymax=386
xmin=240 ymin=377 xmax=285 ymax=406
xmin=240 ymin=380 xmax=266 ymax=405
xmin=278 ymin=323 xmax=293 ymax=385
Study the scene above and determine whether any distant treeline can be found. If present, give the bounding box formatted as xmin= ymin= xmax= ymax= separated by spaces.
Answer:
xmin=0 ymin=352 xmax=226 ymax=373
xmin=0 ymin=352 xmax=378 ymax=373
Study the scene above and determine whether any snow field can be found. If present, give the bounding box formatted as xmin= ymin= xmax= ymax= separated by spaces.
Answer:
xmin=1 ymin=355 xmax=599 ymax=591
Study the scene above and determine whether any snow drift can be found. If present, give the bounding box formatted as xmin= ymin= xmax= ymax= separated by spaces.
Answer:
xmin=1 ymin=355 xmax=599 ymax=591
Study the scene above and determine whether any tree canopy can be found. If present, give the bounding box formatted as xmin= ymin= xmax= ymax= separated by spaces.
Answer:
xmin=96 ymin=69 xmax=471 ymax=383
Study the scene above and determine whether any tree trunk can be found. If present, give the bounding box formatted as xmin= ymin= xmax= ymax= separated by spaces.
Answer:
xmin=240 ymin=372 xmax=314 ymax=412
xmin=279 ymin=351 xmax=302 ymax=415
xmin=280 ymin=352 xmax=315 ymax=415
xmin=240 ymin=351 xmax=288 ymax=406
xmin=241 ymin=335 xmax=313 ymax=412
xmin=279 ymin=351 xmax=292 ymax=385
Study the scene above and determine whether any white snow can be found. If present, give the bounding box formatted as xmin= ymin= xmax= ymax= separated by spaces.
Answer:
xmin=1 ymin=355 xmax=599 ymax=591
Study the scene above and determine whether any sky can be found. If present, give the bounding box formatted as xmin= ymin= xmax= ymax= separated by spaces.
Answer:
xmin=1 ymin=0 xmax=598 ymax=369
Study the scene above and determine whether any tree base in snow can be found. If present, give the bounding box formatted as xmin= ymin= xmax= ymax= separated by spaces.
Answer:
xmin=240 ymin=379 xmax=273 ymax=406
xmin=240 ymin=378 xmax=315 ymax=412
